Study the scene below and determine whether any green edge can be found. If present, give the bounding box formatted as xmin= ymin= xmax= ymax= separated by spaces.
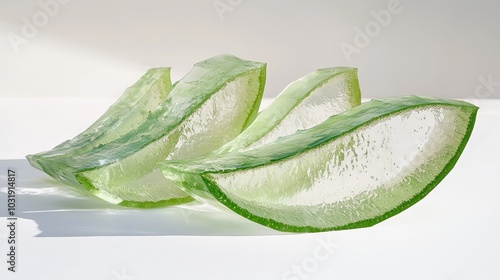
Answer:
xmin=241 ymin=65 xmax=267 ymax=130
xmin=168 ymin=97 xmax=478 ymax=232
xmin=76 ymin=173 xmax=194 ymax=208
xmin=118 ymin=197 xmax=195 ymax=208
xmin=76 ymin=58 xmax=266 ymax=173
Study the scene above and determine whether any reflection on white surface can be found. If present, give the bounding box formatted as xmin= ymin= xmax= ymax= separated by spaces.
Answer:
xmin=0 ymin=159 xmax=281 ymax=237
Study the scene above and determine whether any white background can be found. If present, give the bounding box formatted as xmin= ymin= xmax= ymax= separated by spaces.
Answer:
xmin=1 ymin=0 xmax=499 ymax=100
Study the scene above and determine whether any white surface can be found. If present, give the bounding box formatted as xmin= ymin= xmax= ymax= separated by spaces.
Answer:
xmin=1 ymin=0 xmax=500 ymax=99
xmin=0 ymin=98 xmax=499 ymax=279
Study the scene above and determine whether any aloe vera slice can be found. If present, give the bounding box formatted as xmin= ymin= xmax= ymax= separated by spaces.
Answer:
xmin=216 ymin=67 xmax=361 ymax=154
xmin=27 ymin=67 xmax=173 ymax=169
xmin=29 ymin=54 xmax=266 ymax=207
xmin=160 ymin=96 xmax=478 ymax=232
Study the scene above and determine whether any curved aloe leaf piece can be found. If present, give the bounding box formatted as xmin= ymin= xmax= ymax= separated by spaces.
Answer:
xmin=27 ymin=67 xmax=173 ymax=169
xmin=29 ymin=54 xmax=266 ymax=208
xmin=160 ymin=96 xmax=478 ymax=232
xmin=216 ymin=67 xmax=361 ymax=154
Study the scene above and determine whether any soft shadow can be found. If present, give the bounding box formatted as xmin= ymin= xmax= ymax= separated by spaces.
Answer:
xmin=0 ymin=160 xmax=284 ymax=237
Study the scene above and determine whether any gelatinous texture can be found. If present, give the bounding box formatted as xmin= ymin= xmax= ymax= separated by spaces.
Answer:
xmin=216 ymin=67 xmax=361 ymax=154
xmin=160 ymin=96 xmax=478 ymax=232
xmin=28 ymin=55 xmax=266 ymax=207
xmin=28 ymin=68 xmax=172 ymax=164
xmin=77 ymin=73 xmax=263 ymax=207
xmin=247 ymin=69 xmax=360 ymax=149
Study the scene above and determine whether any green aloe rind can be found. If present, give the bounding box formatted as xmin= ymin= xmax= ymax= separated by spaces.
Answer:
xmin=60 ymin=54 xmax=267 ymax=207
xmin=159 ymin=96 xmax=478 ymax=232
xmin=216 ymin=67 xmax=361 ymax=154
xmin=27 ymin=67 xmax=173 ymax=170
